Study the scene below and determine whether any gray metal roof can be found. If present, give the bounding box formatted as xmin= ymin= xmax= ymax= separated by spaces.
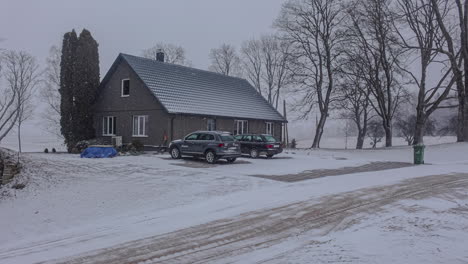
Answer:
xmin=119 ymin=53 xmax=286 ymax=122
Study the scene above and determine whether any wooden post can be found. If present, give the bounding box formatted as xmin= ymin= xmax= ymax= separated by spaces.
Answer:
xmin=283 ymin=100 xmax=289 ymax=147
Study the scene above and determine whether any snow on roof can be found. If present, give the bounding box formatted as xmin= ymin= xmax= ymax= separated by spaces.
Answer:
xmin=117 ymin=53 xmax=286 ymax=122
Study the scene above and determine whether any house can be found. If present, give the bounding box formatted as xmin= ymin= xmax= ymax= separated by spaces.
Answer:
xmin=94 ymin=52 xmax=287 ymax=147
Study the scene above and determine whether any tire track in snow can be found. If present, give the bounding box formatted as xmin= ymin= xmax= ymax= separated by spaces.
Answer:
xmin=34 ymin=173 xmax=468 ymax=264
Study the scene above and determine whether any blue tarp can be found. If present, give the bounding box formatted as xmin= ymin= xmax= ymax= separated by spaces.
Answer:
xmin=80 ymin=147 xmax=118 ymax=158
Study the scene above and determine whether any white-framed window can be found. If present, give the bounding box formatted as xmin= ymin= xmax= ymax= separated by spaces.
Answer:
xmin=121 ymin=79 xmax=130 ymax=97
xmin=266 ymin=122 xmax=273 ymax=135
xmin=207 ymin=118 xmax=216 ymax=131
xmin=102 ymin=116 xmax=116 ymax=136
xmin=234 ymin=120 xmax=248 ymax=135
xmin=133 ymin=115 xmax=148 ymax=137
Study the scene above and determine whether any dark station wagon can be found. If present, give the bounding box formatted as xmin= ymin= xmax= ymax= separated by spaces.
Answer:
xmin=234 ymin=134 xmax=283 ymax=158
xmin=169 ymin=131 xmax=241 ymax=164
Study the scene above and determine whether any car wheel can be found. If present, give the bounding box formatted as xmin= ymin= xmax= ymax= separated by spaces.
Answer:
xmin=241 ymin=147 xmax=249 ymax=154
xmin=226 ymin=157 xmax=236 ymax=163
xmin=250 ymin=149 xmax=259 ymax=159
xmin=170 ymin=147 xmax=181 ymax=159
xmin=205 ymin=150 xmax=217 ymax=164
xmin=266 ymin=154 xmax=274 ymax=159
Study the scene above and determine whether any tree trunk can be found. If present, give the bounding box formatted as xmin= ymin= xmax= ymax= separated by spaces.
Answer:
xmin=458 ymin=95 xmax=465 ymax=142
xmin=311 ymin=112 xmax=327 ymax=148
xmin=384 ymin=121 xmax=392 ymax=147
xmin=464 ymin=95 xmax=468 ymax=141
xmin=18 ymin=123 xmax=22 ymax=154
xmin=356 ymin=131 xmax=365 ymax=149
xmin=17 ymin=122 xmax=22 ymax=163
xmin=413 ymin=111 xmax=426 ymax=145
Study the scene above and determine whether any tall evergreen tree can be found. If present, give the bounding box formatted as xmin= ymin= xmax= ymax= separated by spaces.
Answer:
xmin=59 ymin=29 xmax=99 ymax=152
xmin=74 ymin=29 xmax=100 ymax=142
xmin=59 ymin=30 xmax=78 ymax=152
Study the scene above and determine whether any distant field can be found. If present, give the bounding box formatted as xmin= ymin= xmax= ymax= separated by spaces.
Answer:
xmin=0 ymin=123 xmax=65 ymax=152
xmin=0 ymin=121 xmax=458 ymax=152
xmin=295 ymin=136 xmax=457 ymax=149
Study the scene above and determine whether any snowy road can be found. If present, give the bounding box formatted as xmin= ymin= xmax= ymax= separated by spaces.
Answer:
xmin=34 ymin=173 xmax=468 ymax=264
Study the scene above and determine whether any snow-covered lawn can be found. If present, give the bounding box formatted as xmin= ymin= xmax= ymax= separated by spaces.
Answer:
xmin=296 ymin=136 xmax=457 ymax=149
xmin=1 ymin=142 xmax=468 ymax=263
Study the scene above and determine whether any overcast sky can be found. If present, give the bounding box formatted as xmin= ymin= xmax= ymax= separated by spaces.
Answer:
xmin=1 ymin=0 xmax=286 ymax=75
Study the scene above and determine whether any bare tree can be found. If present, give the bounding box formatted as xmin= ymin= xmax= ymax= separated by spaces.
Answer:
xmin=344 ymin=0 xmax=407 ymax=147
xmin=241 ymin=39 xmax=264 ymax=94
xmin=395 ymin=114 xmax=437 ymax=145
xmin=241 ymin=36 xmax=293 ymax=109
xmin=395 ymin=0 xmax=455 ymax=145
xmin=337 ymin=23 xmax=376 ymax=150
xmin=41 ymin=45 xmax=62 ymax=138
xmin=367 ymin=119 xmax=385 ymax=148
xmin=261 ymin=35 xmax=293 ymax=109
xmin=142 ymin=42 xmax=191 ymax=66
xmin=430 ymin=0 xmax=468 ymax=142
xmin=0 ymin=51 xmax=40 ymax=145
xmin=208 ymin=43 xmax=242 ymax=76
xmin=336 ymin=74 xmax=373 ymax=149
xmin=16 ymin=92 xmax=35 ymax=153
xmin=276 ymin=0 xmax=344 ymax=148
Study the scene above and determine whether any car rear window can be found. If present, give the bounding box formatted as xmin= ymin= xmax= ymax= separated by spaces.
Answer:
xmin=253 ymin=135 xmax=263 ymax=142
xmin=220 ymin=134 xmax=235 ymax=142
xmin=263 ymin=135 xmax=277 ymax=142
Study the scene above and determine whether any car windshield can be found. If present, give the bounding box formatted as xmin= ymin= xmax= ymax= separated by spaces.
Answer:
xmin=263 ymin=135 xmax=277 ymax=142
xmin=220 ymin=134 xmax=235 ymax=142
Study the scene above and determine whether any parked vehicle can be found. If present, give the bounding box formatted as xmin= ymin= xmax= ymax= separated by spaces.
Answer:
xmin=234 ymin=134 xmax=283 ymax=158
xmin=169 ymin=131 xmax=241 ymax=164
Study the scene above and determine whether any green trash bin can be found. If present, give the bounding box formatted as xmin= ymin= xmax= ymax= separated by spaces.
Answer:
xmin=413 ymin=144 xmax=425 ymax=165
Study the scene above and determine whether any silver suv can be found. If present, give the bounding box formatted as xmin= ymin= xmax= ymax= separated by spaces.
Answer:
xmin=169 ymin=131 xmax=241 ymax=164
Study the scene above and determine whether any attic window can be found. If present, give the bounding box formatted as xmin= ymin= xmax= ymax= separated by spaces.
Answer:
xmin=121 ymin=79 xmax=130 ymax=97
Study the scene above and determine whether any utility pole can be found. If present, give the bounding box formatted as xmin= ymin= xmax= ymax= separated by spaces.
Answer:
xmin=345 ymin=121 xmax=349 ymax=150
xmin=283 ymin=100 xmax=289 ymax=147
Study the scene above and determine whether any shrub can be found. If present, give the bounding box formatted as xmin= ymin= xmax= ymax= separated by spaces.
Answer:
xmin=44 ymin=148 xmax=49 ymax=153
xmin=131 ymin=139 xmax=144 ymax=152
xmin=74 ymin=141 xmax=89 ymax=153
xmin=118 ymin=140 xmax=144 ymax=155
xmin=52 ymin=148 xmax=57 ymax=153
xmin=367 ymin=120 xmax=385 ymax=148
xmin=290 ymin=138 xmax=297 ymax=149
xmin=74 ymin=138 xmax=107 ymax=153
xmin=12 ymin=183 xmax=26 ymax=190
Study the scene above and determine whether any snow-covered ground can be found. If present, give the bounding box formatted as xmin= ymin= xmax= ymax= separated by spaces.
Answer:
xmin=296 ymin=136 xmax=457 ymax=149
xmin=1 ymin=138 xmax=468 ymax=263
xmin=0 ymin=123 xmax=65 ymax=153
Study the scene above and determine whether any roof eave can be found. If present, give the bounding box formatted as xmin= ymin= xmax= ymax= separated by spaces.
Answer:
xmin=168 ymin=111 xmax=287 ymax=123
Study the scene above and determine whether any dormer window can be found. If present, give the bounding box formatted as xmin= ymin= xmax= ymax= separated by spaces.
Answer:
xmin=121 ymin=79 xmax=130 ymax=97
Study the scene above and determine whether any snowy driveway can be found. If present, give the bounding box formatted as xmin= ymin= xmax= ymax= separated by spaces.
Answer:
xmin=7 ymin=173 xmax=468 ymax=264
xmin=1 ymin=143 xmax=468 ymax=263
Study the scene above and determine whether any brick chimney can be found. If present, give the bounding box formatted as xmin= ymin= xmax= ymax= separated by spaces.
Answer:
xmin=156 ymin=49 xmax=165 ymax=62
